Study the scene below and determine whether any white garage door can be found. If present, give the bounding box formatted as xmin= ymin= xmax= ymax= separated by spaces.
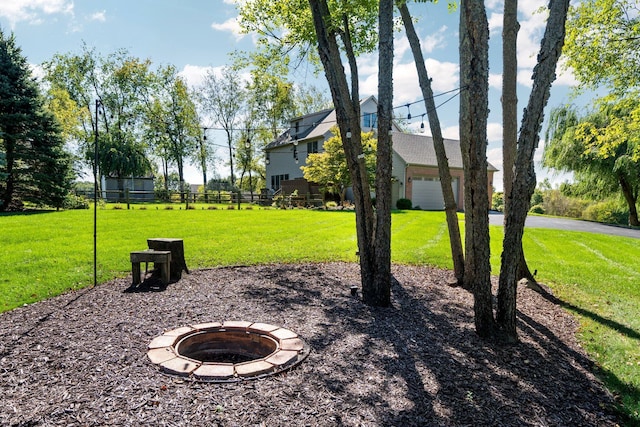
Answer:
xmin=412 ymin=177 xmax=458 ymax=210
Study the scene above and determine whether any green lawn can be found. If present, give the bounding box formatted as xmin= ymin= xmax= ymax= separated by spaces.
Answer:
xmin=1 ymin=206 xmax=639 ymax=423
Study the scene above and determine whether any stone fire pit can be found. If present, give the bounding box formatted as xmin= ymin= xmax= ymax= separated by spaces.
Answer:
xmin=147 ymin=321 xmax=309 ymax=382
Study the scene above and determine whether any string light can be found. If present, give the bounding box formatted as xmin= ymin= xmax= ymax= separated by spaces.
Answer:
xmin=199 ymin=86 xmax=467 ymax=134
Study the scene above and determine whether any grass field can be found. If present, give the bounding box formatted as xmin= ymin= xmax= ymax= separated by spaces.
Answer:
xmin=1 ymin=206 xmax=639 ymax=423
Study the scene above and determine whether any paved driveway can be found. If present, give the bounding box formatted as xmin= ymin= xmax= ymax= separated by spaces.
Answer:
xmin=488 ymin=212 xmax=640 ymax=239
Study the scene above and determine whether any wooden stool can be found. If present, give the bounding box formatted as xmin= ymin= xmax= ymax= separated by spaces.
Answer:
xmin=130 ymin=250 xmax=171 ymax=285
xmin=147 ymin=238 xmax=189 ymax=280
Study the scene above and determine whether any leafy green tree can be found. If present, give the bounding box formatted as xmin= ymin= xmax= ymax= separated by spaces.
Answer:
xmin=0 ymin=29 xmax=73 ymax=211
xmin=545 ymin=95 xmax=640 ymax=226
xmin=200 ymin=67 xmax=246 ymax=187
xmin=301 ymin=128 xmax=376 ymax=204
xmin=563 ymin=0 xmax=640 ymax=93
xmin=44 ymin=47 xmax=154 ymax=200
xmin=146 ymin=65 xmax=200 ymax=200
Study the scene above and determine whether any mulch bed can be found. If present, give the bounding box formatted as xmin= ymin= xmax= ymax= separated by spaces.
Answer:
xmin=0 ymin=263 xmax=620 ymax=426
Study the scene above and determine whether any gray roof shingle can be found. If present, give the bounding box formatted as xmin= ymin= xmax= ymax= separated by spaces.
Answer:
xmin=392 ymin=132 xmax=498 ymax=171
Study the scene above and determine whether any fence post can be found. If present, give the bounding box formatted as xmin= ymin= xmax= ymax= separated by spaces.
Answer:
xmin=126 ymin=188 xmax=130 ymax=210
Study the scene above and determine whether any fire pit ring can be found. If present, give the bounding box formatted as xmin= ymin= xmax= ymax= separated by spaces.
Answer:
xmin=147 ymin=321 xmax=310 ymax=382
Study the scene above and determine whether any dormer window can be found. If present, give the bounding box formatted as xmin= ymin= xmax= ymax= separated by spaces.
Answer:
xmin=363 ymin=113 xmax=377 ymax=129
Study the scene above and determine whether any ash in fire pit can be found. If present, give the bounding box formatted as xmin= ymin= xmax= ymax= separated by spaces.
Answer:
xmin=147 ymin=321 xmax=309 ymax=382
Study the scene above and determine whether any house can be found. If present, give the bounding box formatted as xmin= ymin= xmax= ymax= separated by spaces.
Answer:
xmin=264 ymin=96 xmax=497 ymax=210
xmin=101 ymin=176 xmax=155 ymax=202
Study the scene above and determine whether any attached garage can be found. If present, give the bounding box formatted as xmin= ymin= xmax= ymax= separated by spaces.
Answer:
xmin=411 ymin=177 xmax=459 ymax=210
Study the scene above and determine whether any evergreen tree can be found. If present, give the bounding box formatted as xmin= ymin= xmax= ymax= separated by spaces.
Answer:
xmin=0 ymin=29 xmax=73 ymax=211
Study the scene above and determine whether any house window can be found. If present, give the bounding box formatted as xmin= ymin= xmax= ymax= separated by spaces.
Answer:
xmin=271 ymin=174 xmax=289 ymax=190
xmin=363 ymin=112 xmax=377 ymax=128
xmin=307 ymin=141 xmax=318 ymax=154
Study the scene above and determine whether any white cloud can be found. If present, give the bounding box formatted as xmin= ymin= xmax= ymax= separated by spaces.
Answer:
xmin=179 ymin=64 xmax=221 ymax=89
xmin=488 ymin=12 xmax=503 ymax=34
xmin=487 ymin=122 xmax=503 ymax=143
xmin=211 ymin=17 xmax=245 ymax=41
xmin=0 ymin=0 xmax=73 ymax=26
xmin=421 ymin=26 xmax=449 ymax=54
xmin=89 ymin=10 xmax=106 ymax=22
xmin=423 ymin=124 xmax=459 ymax=140
xmin=29 ymin=63 xmax=45 ymax=81
xmin=179 ymin=64 xmax=252 ymax=90
xmin=359 ymin=58 xmax=458 ymax=106
xmin=489 ymin=73 xmax=502 ymax=90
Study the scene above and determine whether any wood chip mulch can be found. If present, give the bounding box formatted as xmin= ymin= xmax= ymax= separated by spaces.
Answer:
xmin=0 ymin=263 xmax=620 ymax=426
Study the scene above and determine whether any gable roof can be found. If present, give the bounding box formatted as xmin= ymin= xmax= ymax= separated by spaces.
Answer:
xmin=265 ymin=108 xmax=333 ymax=150
xmin=392 ymin=132 xmax=498 ymax=171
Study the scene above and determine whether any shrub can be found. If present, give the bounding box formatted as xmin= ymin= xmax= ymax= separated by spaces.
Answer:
xmin=63 ymin=194 xmax=89 ymax=210
xmin=582 ymin=200 xmax=629 ymax=225
xmin=529 ymin=204 xmax=545 ymax=214
xmin=396 ymin=198 xmax=412 ymax=210
xmin=543 ymin=190 xmax=590 ymax=219
xmin=492 ymin=192 xmax=504 ymax=212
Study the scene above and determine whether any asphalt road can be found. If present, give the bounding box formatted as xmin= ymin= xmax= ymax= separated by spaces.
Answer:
xmin=488 ymin=212 xmax=640 ymax=239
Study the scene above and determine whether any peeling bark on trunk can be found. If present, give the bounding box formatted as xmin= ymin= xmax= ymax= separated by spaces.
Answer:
xmin=459 ymin=0 xmax=494 ymax=338
xmin=497 ymin=0 xmax=570 ymax=342
xmin=399 ymin=2 xmax=465 ymax=286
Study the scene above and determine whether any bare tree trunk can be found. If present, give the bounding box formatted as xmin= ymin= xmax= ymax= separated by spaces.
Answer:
xmin=500 ymin=0 xmax=537 ymax=287
xmin=309 ymin=0 xmax=389 ymax=306
xmin=497 ymin=0 xmax=570 ymax=342
xmin=459 ymin=0 xmax=494 ymax=338
xmin=1 ymin=137 xmax=15 ymax=211
xmin=399 ymin=2 xmax=464 ymax=286
xmin=619 ymin=175 xmax=640 ymax=226
xmin=371 ymin=0 xmax=394 ymax=307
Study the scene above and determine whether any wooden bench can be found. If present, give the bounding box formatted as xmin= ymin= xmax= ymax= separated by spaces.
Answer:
xmin=130 ymin=250 xmax=171 ymax=286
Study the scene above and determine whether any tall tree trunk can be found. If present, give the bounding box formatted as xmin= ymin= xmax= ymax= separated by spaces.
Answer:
xmin=459 ymin=0 xmax=494 ymax=338
xmin=497 ymin=0 xmax=570 ymax=342
xmin=371 ymin=0 xmax=394 ymax=307
xmin=500 ymin=0 xmax=537 ymax=287
xmin=619 ymin=175 xmax=640 ymax=226
xmin=202 ymin=169 xmax=208 ymax=203
xmin=309 ymin=0 xmax=391 ymax=306
xmin=399 ymin=1 xmax=465 ymax=285
xmin=1 ymin=137 xmax=15 ymax=211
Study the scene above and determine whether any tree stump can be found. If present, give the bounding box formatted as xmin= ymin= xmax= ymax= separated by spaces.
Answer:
xmin=147 ymin=238 xmax=189 ymax=280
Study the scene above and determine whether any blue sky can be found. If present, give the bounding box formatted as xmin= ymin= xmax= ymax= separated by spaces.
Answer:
xmin=0 ymin=0 xmax=581 ymax=190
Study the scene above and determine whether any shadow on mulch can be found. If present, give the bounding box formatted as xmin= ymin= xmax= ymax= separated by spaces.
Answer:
xmin=244 ymin=264 xmax=620 ymax=426
xmin=0 ymin=263 xmax=622 ymax=426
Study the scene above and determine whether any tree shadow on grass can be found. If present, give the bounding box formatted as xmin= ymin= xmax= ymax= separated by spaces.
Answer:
xmin=536 ymin=285 xmax=640 ymax=341
xmin=242 ymin=264 xmax=620 ymax=426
